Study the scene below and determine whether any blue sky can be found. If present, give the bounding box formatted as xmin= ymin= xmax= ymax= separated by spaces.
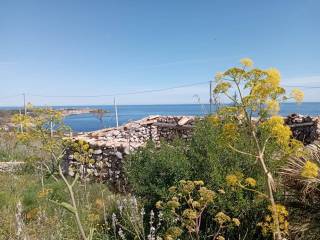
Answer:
xmin=0 ymin=0 xmax=319 ymax=106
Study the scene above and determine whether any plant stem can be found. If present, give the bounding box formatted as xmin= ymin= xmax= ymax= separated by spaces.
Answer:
xmin=58 ymin=166 xmax=87 ymax=240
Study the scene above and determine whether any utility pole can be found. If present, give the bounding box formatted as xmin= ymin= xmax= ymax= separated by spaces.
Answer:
xmin=209 ymin=81 xmax=213 ymax=114
xmin=23 ymin=93 xmax=26 ymax=115
xmin=50 ymin=117 xmax=53 ymax=137
xmin=114 ymin=97 xmax=119 ymax=128
xmin=19 ymin=109 xmax=23 ymax=133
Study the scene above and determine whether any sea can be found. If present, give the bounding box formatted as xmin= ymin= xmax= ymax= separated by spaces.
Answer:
xmin=1 ymin=103 xmax=320 ymax=132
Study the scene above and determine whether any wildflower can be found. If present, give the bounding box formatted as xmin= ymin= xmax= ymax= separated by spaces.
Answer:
xmin=266 ymin=99 xmax=280 ymax=115
xmin=215 ymin=71 xmax=225 ymax=81
xmin=226 ymin=174 xmax=239 ymax=186
xmin=214 ymin=212 xmax=231 ymax=225
xmin=193 ymin=180 xmax=204 ymax=186
xmin=232 ymin=218 xmax=241 ymax=226
xmin=179 ymin=180 xmax=186 ymax=184
xmin=208 ymin=115 xmax=220 ymax=125
xmin=182 ymin=209 xmax=198 ymax=219
xmin=181 ymin=180 xmax=195 ymax=193
xmin=266 ymin=68 xmax=281 ymax=87
xmin=168 ymin=186 xmax=177 ymax=193
xmin=218 ymin=189 xmax=226 ymax=194
xmin=222 ymin=123 xmax=239 ymax=141
xmin=155 ymin=201 xmax=163 ymax=209
xmin=263 ymin=116 xmax=292 ymax=145
xmin=301 ymin=160 xmax=319 ymax=179
xmin=213 ymin=82 xmax=231 ymax=94
xmin=171 ymin=197 xmax=179 ymax=202
xmin=291 ymin=88 xmax=304 ymax=103
xmin=167 ymin=200 xmax=180 ymax=209
xmin=258 ymin=204 xmax=289 ymax=236
xmin=165 ymin=227 xmax=182 ymax=240
xmin=191 ymin=201 xmax=201 ymax=208
xmin=240 ymin=58 xmax=253 ymax=67
xmin=245 ymin=177 xmax=257 ymax=187
xmin=216 ymin=236 xmax=225 ymax=240
xmin=198 ymin=187 xmax=215 ymax=203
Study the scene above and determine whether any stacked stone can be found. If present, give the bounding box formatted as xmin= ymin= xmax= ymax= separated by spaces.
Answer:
xmin=65 ymin=115 xmax=195 ymax=191
xmin=156 ymin=116 xmax=195 ymax=140
xmin=285 ymin=114 xmax=319 ymax=145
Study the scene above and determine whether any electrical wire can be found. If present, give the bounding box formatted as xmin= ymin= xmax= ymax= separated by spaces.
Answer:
xmin=27 ymin=81 xmax=210 ymax=98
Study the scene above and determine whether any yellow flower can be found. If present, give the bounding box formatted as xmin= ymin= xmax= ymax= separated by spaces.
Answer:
xmin=301 ymin=160 xmax=319 ymax=179
xmin=259 ymin=204 xmax=289 ymax=236
xmin=214 ymin=212 xmax=231 ymax=225
xmin=232 ymin=218 xmax=241 ymax=226
xmin=213 ymin=82 xmax=231 ymax=94
xmin=167 ymin=200 xmax=180 ymax=209
xmin=266 ymin=68 xmax=281 ymax=87
xmin=181 ymin=180 xmax=195 ymax=193
xmin=193 ymin=180 xmax=204 ymax=186
xmin=240 ymin=58 xmax=253 ymax=67
xmin=156 ymin=201 xmax=163 ymax=209
xmin=198 ymin=187 xmax=215 ymax=203
xmin=165 ymin=227 xmax=182 ymax=240
xmin=226 ymin=174 xmax=238 ymax=186
xmin=208 ymin=115 xmax=220 ymax=125
xmin=182 ymin=209 xmax=198 ymax=219
xmin=218 ymin=189 xmax=226 ymax=194
xmin=216 ymin=236 xmax=225 ymax=240
xmin=215 ymin=71 xmax=224 ymax=81
xmin=291 ymin=88 xmax=304 ymax=103
xmin=266 ymin=99 xmax=280 ymax=115
xmin=168 ymin=186 xmax=177 ymax=193
xmin=245 ymin=177 xmax=257 ymax=187
xmin=263 ymin=116 xmax=292 ymax=145
xmin=222 ymin=123 xmax=239 ymax=141
xmin=192 ymin=201 xmax=201 ymax=208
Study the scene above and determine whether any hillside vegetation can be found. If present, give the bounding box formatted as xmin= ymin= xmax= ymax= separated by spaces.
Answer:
xmin=0 ymin=59 xmax=319 ymax=240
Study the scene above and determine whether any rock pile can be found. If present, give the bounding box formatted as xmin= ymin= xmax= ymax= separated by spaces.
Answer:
xmin=64 ymin=115 xmax=195 ymax=190
xmin=285 ymin=114 xmax=320 ymax=145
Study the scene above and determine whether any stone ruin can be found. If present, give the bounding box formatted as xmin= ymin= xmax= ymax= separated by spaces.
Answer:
xmin=285 ymin=114 xmax=320 ymax=145
xmin=64 ymin=114 xmax=320 ymax=191
xmin=64 ymin=115 xmax=195 ymax=190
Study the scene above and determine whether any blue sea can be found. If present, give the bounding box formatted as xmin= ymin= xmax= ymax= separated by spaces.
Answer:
xmin=63 ymin=103 xmax=320 ymax=132
xmin=1 ymin=103 xmax=320 ymax=132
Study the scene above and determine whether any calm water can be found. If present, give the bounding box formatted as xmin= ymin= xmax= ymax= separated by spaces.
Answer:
xmin=2 ymin=103 xmax=320 ymax=132
xmin=63 ymin=103 xmax=320 ymax=132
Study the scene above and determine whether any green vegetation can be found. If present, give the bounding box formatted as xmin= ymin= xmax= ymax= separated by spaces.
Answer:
xmin=0 ymin=59 xmax=319 ymax=239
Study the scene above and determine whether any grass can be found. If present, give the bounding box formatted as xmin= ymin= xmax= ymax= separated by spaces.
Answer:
xmin=0 ymin=172 xmax=122 ymax=239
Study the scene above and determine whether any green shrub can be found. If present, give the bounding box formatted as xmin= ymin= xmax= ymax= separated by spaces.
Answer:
xmin=125 ymin=140 xmax=191 ymax=207
xmin=125 ymin=119 xmax=271 ymax=239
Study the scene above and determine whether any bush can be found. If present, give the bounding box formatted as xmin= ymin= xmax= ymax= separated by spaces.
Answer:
xmin=125 ymin=140 xmax=191 ymax=207
xmin=125 ymin=119 xmax=271 ymax=239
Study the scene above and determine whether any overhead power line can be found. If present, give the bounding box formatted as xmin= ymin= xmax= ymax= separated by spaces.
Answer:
xmin=27 ymin=81 xmax=210 ymax=98
xmin=0 ymin=94 xmax=23 ymax=100
xmin=1 ymin=82 xmax=320 ymax=100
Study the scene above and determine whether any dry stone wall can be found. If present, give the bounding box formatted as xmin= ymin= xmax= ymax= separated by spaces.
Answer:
xmin=64 ymin=115 xmax=195 ymax=190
